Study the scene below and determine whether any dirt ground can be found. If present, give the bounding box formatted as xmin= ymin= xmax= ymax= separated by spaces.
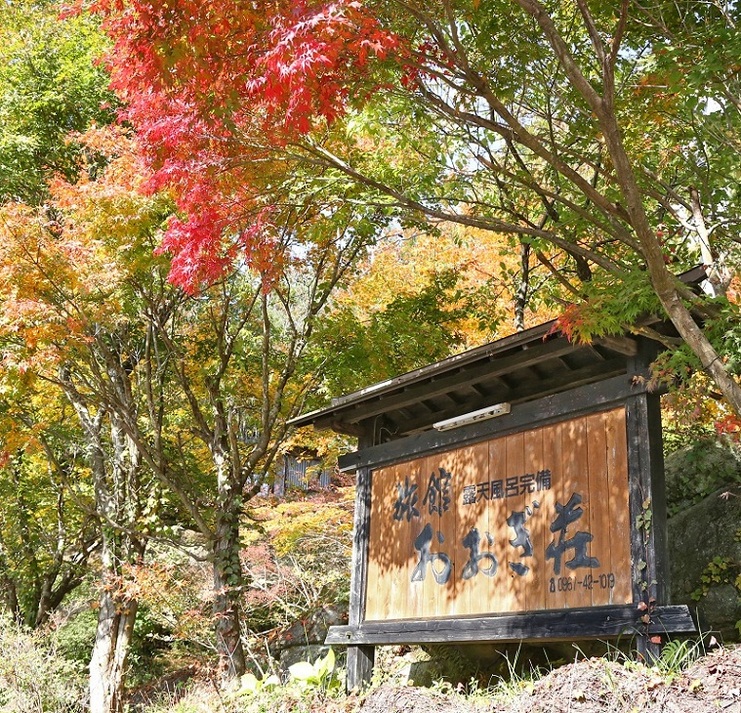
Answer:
xmin=360 ymin=644 xmax=741 ymax=713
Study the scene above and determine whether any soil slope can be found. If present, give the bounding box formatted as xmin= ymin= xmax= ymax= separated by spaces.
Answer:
xmin=360 ymin=645 xmax=741 ymax=713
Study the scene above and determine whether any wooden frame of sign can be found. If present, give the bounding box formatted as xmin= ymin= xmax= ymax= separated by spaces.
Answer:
xmin=329 ymin=373 xmax=696 ymax=690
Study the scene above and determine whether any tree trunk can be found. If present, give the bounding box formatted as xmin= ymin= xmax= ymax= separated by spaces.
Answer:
xmin=688 ymin=186 xmax=731 ymax=298
xmin=0 ymin=563 xmax=20 ymax=622
xmin=89 ymin=586 xmax=138 ymax=713
xmin=211 ymin=500 xmax=246 ymax=680
xmin=62 ymin=381 xmax=145 ymax=713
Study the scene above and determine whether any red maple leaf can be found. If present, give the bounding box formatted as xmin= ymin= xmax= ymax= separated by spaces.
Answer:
xmin=86 ymin=0 xmax=403 ymax=292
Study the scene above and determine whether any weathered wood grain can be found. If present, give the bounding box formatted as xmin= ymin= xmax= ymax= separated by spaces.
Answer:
xmin=327 ymin=605 xmax=697 ymax=646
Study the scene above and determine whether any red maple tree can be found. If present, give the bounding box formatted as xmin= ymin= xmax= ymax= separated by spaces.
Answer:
xmin=80 ymin=0 xmax=399 ymax=291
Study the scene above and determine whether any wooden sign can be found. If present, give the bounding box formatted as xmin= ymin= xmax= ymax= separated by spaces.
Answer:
xmin=365 ymin=407 xmax=631 ymax=620
xmin=311 ymin=336 xmax=699 ymax=690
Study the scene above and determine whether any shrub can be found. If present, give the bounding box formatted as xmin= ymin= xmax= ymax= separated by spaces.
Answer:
xmin=242 ymin=495 xmax=353 ymax=633
xmin=51 ymin=604 xmax=97 ymax=666
xmin=0 ymin=615 xmax=85 ymax=713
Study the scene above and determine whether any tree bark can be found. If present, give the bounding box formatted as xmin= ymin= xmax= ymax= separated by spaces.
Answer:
xmin=211 ymin=455 xmax=247 ymax=680
xmin=212 ymin=549 xmax=247 ymax=680
xmin=89 ymin=584 xmax=138 ymax=713
xmin=62 ymin=377 xmax=145 ymax=713
xmin=0 ymin=552 xmax=20 ymax=622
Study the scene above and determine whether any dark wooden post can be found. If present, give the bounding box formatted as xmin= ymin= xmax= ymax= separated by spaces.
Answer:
xmin=626 ymin=343 xmax=668 ymax=661
xmin=345 ymin=431 xmax=375 ymax=690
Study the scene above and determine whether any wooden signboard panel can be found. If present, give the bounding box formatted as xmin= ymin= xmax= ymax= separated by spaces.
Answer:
xmin=364 ymin=407 xmax=631 ymax=621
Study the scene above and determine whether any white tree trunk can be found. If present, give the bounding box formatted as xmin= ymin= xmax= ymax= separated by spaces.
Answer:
xmin=62 ymin=384 xmax=144 ymax=713
xmin=89 ymin=588 xmax=137 ymax=713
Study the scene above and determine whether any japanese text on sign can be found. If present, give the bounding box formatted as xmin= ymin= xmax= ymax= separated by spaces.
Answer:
xmin=391 ymin=467 xmax=599 ymax=586
xmin=461 ymin=470 xmax=552 ymax=504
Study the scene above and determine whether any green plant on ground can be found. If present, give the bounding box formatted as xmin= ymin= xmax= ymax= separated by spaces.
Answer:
xmin=653 ymin=637 xmax=707 ymax=678
xmin=51 ymin=592 xmax=185 ymax=688
xmin=50 ymin=604 xmax=97 ymax=666
xmin=0 ymin=615 xmax=85 ymax=713
xmin=221 ymin=661 xmax=346 ymax=713
xmin=288 ymin=648 xmax=341 ymax=693
xmin=606 ymin=632 xmax=712 ymax=683
xmin=485 ymin=646 xmax=548 ymax=704
xmin=137 ymin=683 xmax=224 ymax=713
xmin=231 ymin=670 xmax=281 ymax=699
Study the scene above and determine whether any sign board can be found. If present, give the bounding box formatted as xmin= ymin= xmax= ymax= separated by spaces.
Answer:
xmin=365 ymin=407 xmax=631 ymax=621
xmin=309 ymin=344 xmax=699 ymax=690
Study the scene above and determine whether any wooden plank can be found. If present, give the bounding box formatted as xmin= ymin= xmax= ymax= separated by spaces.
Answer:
xmin=504 ymin=432 xmax=527 ymax=609
xmin=325 ymin=605 xmax=697 ymax=646
xmin=346 ymin=647 xmax=374 ymax=692
xmin=364 ymin=464 xmax=391 ymax=620
xmin=540 ymin=422 xmax=561 ymax=612
xmin=418 ymin=455 xmax=439 ymax=618
xmin=645 ymin=395 xmax=668 ymax=598
xmin=443 ymin=443 xmax=489 ymax=617
xmin=403 ymin=460 xmax=425 ymax=621
xmin=581 ymin=413 xmax=603 ymax=608
xmin=522 ymin=427 xmax=545 ymax=612
xmin=605 ymin=407 xmax=632 ymax=605
xmin=349 ymin=464 xmax=372 ymax=625
xmin=449 ymin=446 xmax=473 ymax=617
xmin=400 ymin=459 xmax=428 ymax=620
xmin=487 ymin=435 xmax=510 ymax=612
xmin=627 ymin=394 xmax=648 ymax=606
xmin=593 ymin=335 xmax=639 ymax=357
xmin=363 ymin=466 xmax=384 ymax=621
xmin=346 ymin=432 xmax=374 ymax=692
xmin=626 ymin=394 xmax=667 ymax=605
xmin=565 ymin=416 xmax=592 ymax=609
xmin=548 ymin=420 xmax=571 ymax=610
xmin=339 ymin=374 xmax=646 ymax=473
xmin=387 ymin=463 xmax=408 ymax=620
xmin=586 ymin=411 xmax=610 ymax=608
xmin=625 ymin=391 xmax=667 ymax=660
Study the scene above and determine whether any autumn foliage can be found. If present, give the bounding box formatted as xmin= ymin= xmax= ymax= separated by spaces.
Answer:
xmin=78 ymin=0 xmax=400 ymax=291
xmin=0 ymin=126 xmax=163 ymax=374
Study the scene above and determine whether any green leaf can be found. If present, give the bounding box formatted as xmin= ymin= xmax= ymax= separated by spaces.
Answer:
xmin=288 ymin=661 xmax=317 ymax=682
xmin=239 ymin=672 xmax=259 ymax=693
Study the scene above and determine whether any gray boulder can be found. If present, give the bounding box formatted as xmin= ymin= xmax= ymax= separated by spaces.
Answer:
xmin=664 ymin=441 xmax=741 ymax=516
xmin=668 ymin=484 xmax=741 ymax=641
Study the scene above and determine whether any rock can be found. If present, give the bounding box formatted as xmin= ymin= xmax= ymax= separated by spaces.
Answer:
xmin=664 ymin=441 xmax=741 ymax=516
xmin=306 ymin=604 xmax=347 ymax=643
xmin=279 ymin=644 xmax=331 ymax=670
xmin=269 ymin=604 xmax=348 ymax=657
xmin=267 ymin=604 xmax=348 ymax=674
xmin=668 ymin=485 xmax=741 ymax=641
